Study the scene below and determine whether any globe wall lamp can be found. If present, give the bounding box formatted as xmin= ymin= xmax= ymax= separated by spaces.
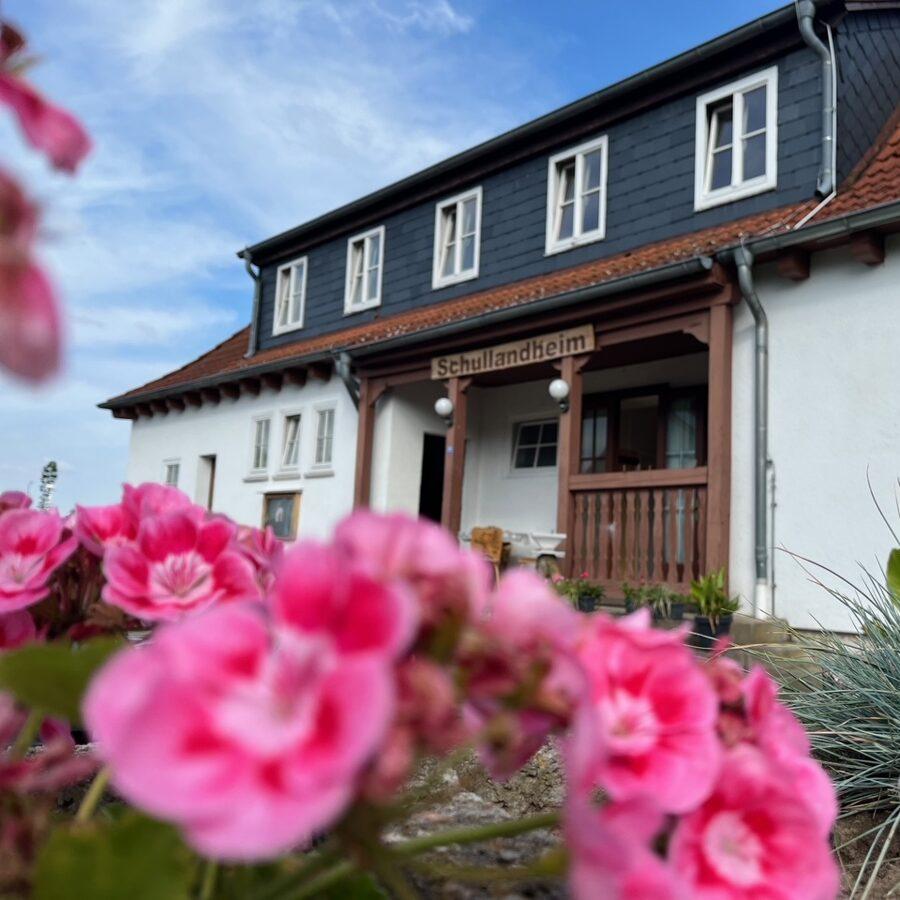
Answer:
xmin=434 ymin=396 xmax=455 ymax=427
xmin=549 ymin=378 xmax=570 ymax=413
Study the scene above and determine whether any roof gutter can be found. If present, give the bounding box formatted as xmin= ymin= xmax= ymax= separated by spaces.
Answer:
xmin=796 ymin=0 xmax=837 ymax=196
xmin=238 ymin=250 xmax=262 ymax=358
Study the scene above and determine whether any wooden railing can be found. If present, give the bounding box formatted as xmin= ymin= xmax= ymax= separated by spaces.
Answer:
xmin=568 ymin=467 xmax=708 ymax=591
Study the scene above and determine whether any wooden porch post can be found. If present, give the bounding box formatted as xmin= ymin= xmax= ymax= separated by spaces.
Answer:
xmin=705 ymin=302 xmax=733 ymax=574
xmin=557 ymin=354 xmax=590 ymax=575
xmin=440 ymin=376 xmax=470 ymax=536
xmin=353 ymin=377 xmax=385 ymax=508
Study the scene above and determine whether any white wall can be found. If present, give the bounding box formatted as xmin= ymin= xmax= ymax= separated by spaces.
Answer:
xmin=370 ymin=381 xmax=446 ymax=514
xmin=126 ymin=379 xmax=356 ymax=539
xmin=731 ymin=236 xmax=900 ymax=631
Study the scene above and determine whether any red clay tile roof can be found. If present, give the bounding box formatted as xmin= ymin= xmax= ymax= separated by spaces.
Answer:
xmin=105 ymin=112 xmax=900 ymax=407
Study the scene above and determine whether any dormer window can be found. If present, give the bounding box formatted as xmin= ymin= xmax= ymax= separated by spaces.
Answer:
xmin=545 ymin=135 xmax=608 ymax=255
xmin=694 ymin=67 xmax=778 ymax=211
xmin=273 ymin=256 xmax=307 ymax=335
xmin=344 ymin=226 xmax=384 ymax=314
xmin=433 ymin=187 xmax=482 ymax=288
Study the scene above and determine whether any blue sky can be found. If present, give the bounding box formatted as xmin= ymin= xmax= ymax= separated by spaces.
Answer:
xmin=2 ymin=0 xmax=785 ymax=510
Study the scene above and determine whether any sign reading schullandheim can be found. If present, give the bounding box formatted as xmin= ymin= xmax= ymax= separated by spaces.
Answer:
xmin=431 ymin=325 xmax=595 ymax=379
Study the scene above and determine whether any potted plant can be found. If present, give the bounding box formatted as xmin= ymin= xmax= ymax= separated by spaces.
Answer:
xmin=645 ymin=585 xmax=687 ymax=622
xmin=552 ymin=572 xmax=606 ymax=612
xmin=689 ymin=568 xmax=740 ymax=650
xmin=622 ymin=582 xmax=647 ymax=614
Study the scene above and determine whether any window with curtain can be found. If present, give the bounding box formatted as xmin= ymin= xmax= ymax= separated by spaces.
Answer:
xmin=281 ymin=414 xmax=301 ymax=470
xmin=546 ymin=135 xmax=608 ymax=254
xmin=433 ymin=187 xmax=482 ymax=288
xmin=314 ymin=408 xmax=335 ymax=467
xmin=251 ymin=417 xmax=271 ymax=472
xmin=273 ymin=257 xmax=307 ymax=334
xmin=345 ymin=227 xmax=384 ymax=313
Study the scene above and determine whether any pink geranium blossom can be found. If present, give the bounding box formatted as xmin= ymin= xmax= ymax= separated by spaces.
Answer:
xmin=75 ymin=503 xmax=134 ymax=557
xmin=334 ymin=510 xmax=489 ymax=627
xmin=0 ymin=72 xmax=91 ymax=173
xmin=566 ymin=793 xmax=686 ymax=900
xmin=102 ymin=508 xmax=259 ymax=621
xmin=121 ymin=482 xmax=192 ymax=524
xmin=463 ymin=570 xmax=584 ymax=776
xmin=567 ymin=609 xmax=721 ymax=814
xmin=0 ymin=509 xmax=76 ymax=612
xmin=84 ymin=603 xmax=393 ymax=859
xmin=0 ymin=610 xmax=35 ymax=648
xmin=669 ymin=744 xmax=839 ymax=899
xmin=0 ymin=491 xmax=30 ymax=514
xmin=270 ymin=541 xmax=415 ymax=661
xmin=236 ymin=525 xmax=284 ymax=592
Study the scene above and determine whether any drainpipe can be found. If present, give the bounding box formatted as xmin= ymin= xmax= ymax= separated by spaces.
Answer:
xmin=733 ymin=244 xmax=772 ymax=617
xmin=333 ymin=351 xmax=360 ymax=408
xmin=796 ymin=0 xmax=836 ymax=197
xmin=238 ymin=249 xmax=262 ymax=359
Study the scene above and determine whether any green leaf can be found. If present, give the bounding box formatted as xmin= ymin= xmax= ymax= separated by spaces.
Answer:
xmin=887 ymin=549 xmax=900 ymax=601
xmin=0 ymin=637 xmax=123 ymax=725
xmin=33 ymin=813 xmax=192 ymax=900
xmin=316 ymin=872 xmax=388 ymax=899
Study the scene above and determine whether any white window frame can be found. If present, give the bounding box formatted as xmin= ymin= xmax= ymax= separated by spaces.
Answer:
xmin=163 ymin=459 xmax=180 ymax=487
xmin=694 ymin=66 xmax=778 ymax=211
xmin=510 ymin=417 xmax=559 ymax=473
xmin=432 ymin=186 xmax=483 ymax=289
xmin=277 ymin=409 xmax=303 ymax=476
xmin=308 ymin=403 xmax=336 ymax=475
xmin=343 ymin=225 xmax=385 ymax=315
xmin=272 ymin=255 xmax=308 ymax=335
xmin=248 ymin=414 xmax=272 ymax=478
xmin=545 ymin=134 xmax=608 ymax=256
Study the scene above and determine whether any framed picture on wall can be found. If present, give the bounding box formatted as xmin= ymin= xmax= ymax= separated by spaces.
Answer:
xmin=262 ymin=492 xmax=301 ymax=540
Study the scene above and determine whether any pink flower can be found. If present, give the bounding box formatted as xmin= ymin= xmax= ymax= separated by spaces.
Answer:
xmin=741 ymin=667 xmax=837 ymax=836
xmin=567 ymin=609 xmax=721 ymax=814
xmin=0 ymin=491 xmax=31 ymax=514
xmin=75 ymin=503 xmax=134 ymax=557
xmin=566 ymin=793 xmax=686 ymax=900
xmin=463 ymin=570 xmax=584 ymax=776
xmin=102 ymin=508 xmax=259 ymax=621
xmin=0 ymin=509 xmax=76 ymax=612
xmin=236 ymin=525 xmax=284 ymax=592
xmin=669 ymin=744 xmax=839 ymax=899
xmin=0 ymin=72 xmax=91 ymax=173
xmin=0 ymin=258 xmax=61 ymax=382
xmin=121 ymin=482 xmax=192 ymax=524
xmin=270 ymin=541 xmax=415 ymax=661
xmin=84 ymin=603 xmax=394 ymax=860
xmin=334 ymin=511 xmax=489 ymax=628
xmin=0 ymin=610 xmax=35 ymax=648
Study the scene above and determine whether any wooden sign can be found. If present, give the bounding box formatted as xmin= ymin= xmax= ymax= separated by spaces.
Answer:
xmin=431 ymin=324 xmax=595 ymax=379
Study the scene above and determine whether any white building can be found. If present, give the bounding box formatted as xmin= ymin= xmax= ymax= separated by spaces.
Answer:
xmin=104 ymin=1 xmax=900 ymax=632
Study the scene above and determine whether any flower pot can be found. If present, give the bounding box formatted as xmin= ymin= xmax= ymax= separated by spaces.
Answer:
xmin=624 ymin=598 xmax=636 ymax=614
xmin=691 ymin=614 xmax=733 ymax=651
xmin=577 ymin=593 xmax=600 ymax=613
xmin=669 ymin=602 xmax=685 ymax=622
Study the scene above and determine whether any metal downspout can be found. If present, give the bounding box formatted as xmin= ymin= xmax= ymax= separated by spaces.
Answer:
xmin=796 ymin=0 xmax=836 ymax=197
xmin=733 ymin=245 xmax=772 ymax=617
xmin=239 ymin=250 xmax=262 ymax=359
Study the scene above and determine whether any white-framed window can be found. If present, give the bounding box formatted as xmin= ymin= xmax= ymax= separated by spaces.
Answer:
xmin=694 ymin=66 xmax=778 ymax=211
xmin=272 ymin=256 xmax=308 ymax=335
xmin=511 ymin=419 xmax=558 ymax=470
xmin=314 ymin=407 xmax=335 ymax=468
xmin=280 ymin=412 xmax=302 ymax=471
xmin=163 ymin=459 xmax=180 ymax=487
xmin=344 ymin=225 xmax=385 ymax=314
xmin=432 ymin=186 xmax=482 ymax=288
xmin=250 ymin=416 xmax=271 ymax=474
xmin=545 ymin=135 xmax=608 ymax=255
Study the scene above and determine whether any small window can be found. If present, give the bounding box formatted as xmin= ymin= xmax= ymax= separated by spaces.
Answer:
xmin=545 ymin=135 xmax=608 ymax=255
xmin=344 ymin=226 xmax=385 ymax=314
xmin=163 ymin=460 xmax=180 ymax=487
xmin=512 ymin=420 xmax=558 ymax=470
xmin=694 ymin=67 xmax=778 ymax=210
xmin=433 ymin=187 xmax=482 ymax=288
xmin=281 ymin=413 xmax=302 ymax=470
xmin=314 ymin=407 xmax=335 ymax=467
xmin=263 ymin=492 xmax=300 ymax=541
xmin=273 ymin=257 xmax=307 ymax=335
xmin=251 ymin=417 xmax=271 ymax=473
